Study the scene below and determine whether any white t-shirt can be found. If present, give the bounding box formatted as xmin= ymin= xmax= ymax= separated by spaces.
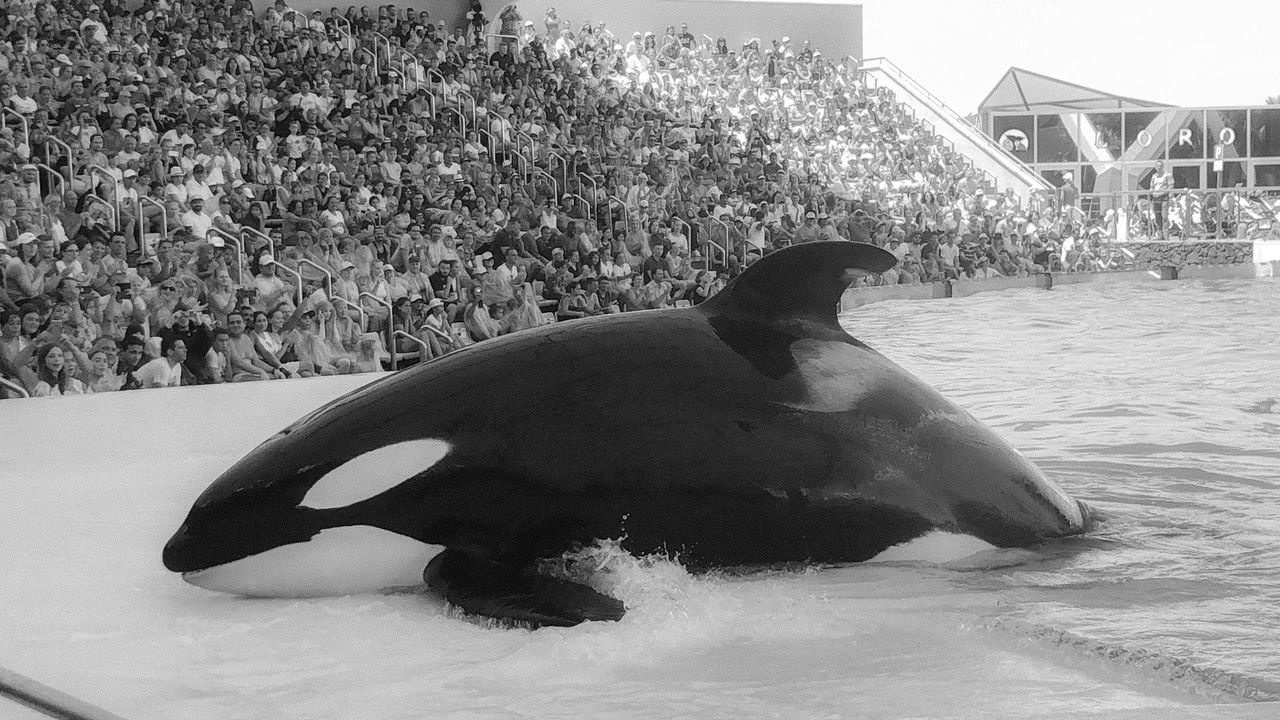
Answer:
xmin=135 ymin=357 xmax=182 ymax=388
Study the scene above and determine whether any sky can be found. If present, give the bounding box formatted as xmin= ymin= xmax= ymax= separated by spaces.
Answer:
xmin=858 ymin=0 xmax=1280 ymax=114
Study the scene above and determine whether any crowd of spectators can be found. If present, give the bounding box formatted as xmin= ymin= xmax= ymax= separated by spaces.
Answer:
xmin=0 ymin=0 xmax=1136 ymax=399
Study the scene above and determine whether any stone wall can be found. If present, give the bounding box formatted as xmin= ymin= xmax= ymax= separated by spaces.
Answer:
xmin=1119 ymin=241 xmax=1254 ymax=269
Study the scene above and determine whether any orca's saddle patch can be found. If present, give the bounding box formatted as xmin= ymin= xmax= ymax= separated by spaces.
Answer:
xmin=425 ymin=548 xmax=626 ymax=628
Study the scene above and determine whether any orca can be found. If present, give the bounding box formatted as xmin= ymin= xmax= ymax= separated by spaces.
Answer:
xmin=163 ymin=241 xmax=1091 ymax=627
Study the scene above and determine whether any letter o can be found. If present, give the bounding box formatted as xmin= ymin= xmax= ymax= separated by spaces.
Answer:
xmin=1219 ymin=127 xmax=1236 ymax=147
xmin=1136 ymin=130 xmax=1153 ymax=147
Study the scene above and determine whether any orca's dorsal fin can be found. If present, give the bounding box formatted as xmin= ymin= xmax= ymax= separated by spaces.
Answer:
xmin=703 ymin=241 xmax=897 ymax=327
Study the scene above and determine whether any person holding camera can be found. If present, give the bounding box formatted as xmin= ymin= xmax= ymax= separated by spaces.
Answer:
xmin=159 ymin=303 xmax=215 ymax=384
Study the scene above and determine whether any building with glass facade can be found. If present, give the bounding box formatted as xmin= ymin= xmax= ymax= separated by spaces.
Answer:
xmin=978 ymin=67 xmax=1280 ymax=195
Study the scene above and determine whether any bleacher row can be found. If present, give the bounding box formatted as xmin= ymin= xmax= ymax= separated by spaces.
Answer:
xmin=0 ymin=1 xmax=1105 ymax=398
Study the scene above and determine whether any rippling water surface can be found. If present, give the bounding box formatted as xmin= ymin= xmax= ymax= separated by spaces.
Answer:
xmin=843 ymin=278 xmax=1280 ymax=694
xmin=3 ymin=277 xmax=1278 ymax=719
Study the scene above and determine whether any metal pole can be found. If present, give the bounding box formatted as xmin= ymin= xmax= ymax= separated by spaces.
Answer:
xmin=271 ymin=262 xmax=305 ymax=306
xmin=2 ymin=107 xmax=29 ymax=151
xmin=137 ymin=196 xmax=167 ymax=255
xmin=297 ymin=257 xmax=335 ymax=298
xmin=84 ymin=193 xmax=117 ymax=231
xmin=207 ymin=227 xmax=245 ymax=283
xmin=240 ymin=227 xmax=275 ymax=260
xmin=359 ymin=47 xmax=378 ymax=79
xmin=608 ymin=195 xmax=630 ymax=233
xmin=358 ymin=291 xmax=394 ymax=369
xmin=46 ymin=136 xmax=74 ymax=181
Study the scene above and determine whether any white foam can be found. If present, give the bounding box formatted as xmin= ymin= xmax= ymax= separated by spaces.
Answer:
xmin=867 ymin=531 xmax=998 ymax=564
xmin=183 ymin=526 xmax=443 ymax=597
xmin=300 ymin=438 xmax=451 ymax=510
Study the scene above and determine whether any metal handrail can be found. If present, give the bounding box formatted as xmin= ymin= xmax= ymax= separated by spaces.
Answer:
xmin=45 ymin=136 xmax=73 ymax=181
xmin=703 ymin=238 xmax=727 ymax=266
xmin=86 ymin=164 xmax=121 ymax=221
xmin=282 ymin=8 xmax=308 ymax=33
xmin=345 ymin=297 xmax=368 ymax=331
xmin=359 ymin=47 xmax=378 ymax=79
xmin=475 ymin=127 xmax=498 ymax=162
xmin=137 ymin=196 xmax=167 ymax=256
xmin=456 ymin=89 xmax=476 ymax=126
xmin=3 ymin=107 xmax=29 ymax=151
xmin=709 ymin=216 xmax=732 ymax=258
xmin=510 ymin=150 xmax=530 ymax=179
xmin=608 ymin=195 xmax=630 ymax=232
xmin=564 ymin=192 xmax=591 ymax=224
xmin=393 ymin=329 xmax=430 ymax=358
xmin=271 ymin=261 xmax=305 ymax=305
xmin=670 ymin=216 xmax=690 ymax=243
xmin=333 ymin=25 xmax=354 ymax=52
xmin=297 ymin=257 xmax=334 ymax=297
xmin=330 ymin=14 xmax=353 ymax=49
xmin=0 ymin=376 xmax=29 ymax=398
xmin=398 ymin=50 xmax=418 ymax=90
xmin=358 ymin=291 xmax=395 ymax=369
xmin=207 ymin=226 xmax=245 ymax=282
xmin=419 ymin=87 xmax=436 ymax=117
xmin=442 ymin=106 xmax=466 ymax=134
xmin=84 ymin=193 xmax=117 ymax=231
xmin=241 ymin=226 xmax=275 ymax=260
xmin=35 ymin=163 xmax=65 ymax=199
xmin=578 ymin=173 xmax=598 ymax=205
xmin=531 ymin=167 xmax=557 ymax=198
xmin=516 ymin=129 xmax=536 ymax=162
xmin=547 ymin=151 xmax=568 ymax=196
xmin=426 ymin=68 xmax=445 ymax=95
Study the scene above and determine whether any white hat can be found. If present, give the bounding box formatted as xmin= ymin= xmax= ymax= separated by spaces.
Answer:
xmin=208 ymin=235 xmax=225 ymax=248
xmin=341 ymin=261 xmax=356 ymax=271
xmin=427 ymin=298 xmax=444 ymax=309
xmin=12 ymin=231 xmax=38 ymax=246
xmin=259 ymin=254 xmax=276 ymax=265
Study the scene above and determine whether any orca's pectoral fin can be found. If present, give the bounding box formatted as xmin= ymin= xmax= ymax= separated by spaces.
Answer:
xmin=425 ymin=548 xmax=625 ymax=628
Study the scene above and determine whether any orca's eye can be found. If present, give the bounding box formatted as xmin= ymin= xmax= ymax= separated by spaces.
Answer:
xmin=300 ymin=439 xmax=451 ymax=510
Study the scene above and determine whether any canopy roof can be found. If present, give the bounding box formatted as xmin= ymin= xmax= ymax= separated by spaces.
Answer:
xmin=979 ymin=67 xmax=1171 ymax=114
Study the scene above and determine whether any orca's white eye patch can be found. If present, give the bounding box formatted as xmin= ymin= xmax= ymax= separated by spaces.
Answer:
xmin=300 ymin=438 xmax=451 ymax=510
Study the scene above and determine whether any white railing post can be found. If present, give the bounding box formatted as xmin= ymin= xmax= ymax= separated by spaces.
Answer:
xmin=272 ymin=262 xmax=305 ymax=306
xmin=296 ymin=257 xmax=334 ymax=298
xmin=359 ymin=47 xmax=378 ymax=79
xmin=86 ymin=164 xmax=121 ymax=224
xmin=0 ymin=376 xmax=29 ymax=398
xmin=35 ymin=163 xmax=65 ymax=199
xmin=46 ymin=136 xmax=73 ymax=181
xmin=137 ymin=196 xmax=167 ymax=256
xmin=565 ymin=192 xmax=591 ymax=225
xmin=358 ymin=291 xmax=395 ymax=369
xmin=240 ymin=227 xmax=275 ymax=261
xmin=207 ymin=227 xmax=245 ymax=283
xmin=531 ymin=167 xmax=557 ymax=198
xmin=84 ymin=193 xmax=117 ymax=231
xmin=2 ymin=107 xmax=29 ymax=151
xmin=547 ymin=151 xmax=568 ymax=197
xmin=608 ymin=195 xmax=630 ymax=232
xmin=578 ymin=173 xmax=598 ymax=206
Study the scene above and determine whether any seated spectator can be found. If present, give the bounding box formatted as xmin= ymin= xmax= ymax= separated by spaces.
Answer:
xmin=134 ymin=336 xmax=187 ymax=389
xmin=31 ymin=341 xmax=90 ymax=397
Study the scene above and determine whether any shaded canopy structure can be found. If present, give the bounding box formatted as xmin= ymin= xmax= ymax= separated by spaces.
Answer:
xmin=978 ymin=67 xmax=1170 ymax=130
